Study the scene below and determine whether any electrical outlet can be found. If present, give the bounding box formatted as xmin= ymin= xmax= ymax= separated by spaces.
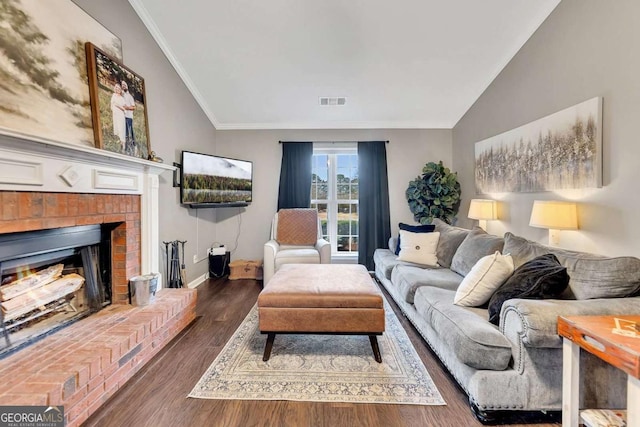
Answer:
xmin=193 ymin=254 xmax=198 ymax=264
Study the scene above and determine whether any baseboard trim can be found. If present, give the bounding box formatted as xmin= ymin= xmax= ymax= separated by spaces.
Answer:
xmin=188 ymin=273 xmax=209 ymax=289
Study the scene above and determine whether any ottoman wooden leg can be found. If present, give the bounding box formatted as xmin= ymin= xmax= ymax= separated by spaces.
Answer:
xmin=369 ymin=335 xmax=382 ymax=363
xmin=263 ymin=333 xmax=276 ymax=361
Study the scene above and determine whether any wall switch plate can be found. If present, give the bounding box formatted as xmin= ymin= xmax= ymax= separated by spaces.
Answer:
xmin=193 ymin=254 xmax=198 ymax=264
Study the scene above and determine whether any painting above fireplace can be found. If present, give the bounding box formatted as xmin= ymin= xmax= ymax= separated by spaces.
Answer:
xmin=0 ymin=0 xmax=122 ymax=148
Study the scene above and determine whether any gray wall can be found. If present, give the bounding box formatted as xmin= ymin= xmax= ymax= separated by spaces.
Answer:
xmin=75 ymin=0 xmax=218 ymax=282
xmin=19 ymin=0 xmax=453 ymax=277
xmin=214 ymin=129 xmax=452 ymax=261
xmin=452 ymin=0 xmax=640 ymax=257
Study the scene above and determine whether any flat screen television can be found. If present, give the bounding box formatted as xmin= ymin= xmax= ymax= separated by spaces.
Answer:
xmin=180 ymin=151 xmax=253 ymax=208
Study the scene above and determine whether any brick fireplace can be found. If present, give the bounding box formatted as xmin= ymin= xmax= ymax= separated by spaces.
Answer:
xmin=0 ymin=192 xmax=141 ymax=304
xmin=0 ymin=136 xmax=196 ymax=426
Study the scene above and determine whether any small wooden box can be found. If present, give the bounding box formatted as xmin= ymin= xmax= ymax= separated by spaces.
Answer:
xmin=228 ymin=259 xmax=263 ymax=280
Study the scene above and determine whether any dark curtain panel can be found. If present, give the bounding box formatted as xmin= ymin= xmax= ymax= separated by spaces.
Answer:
xmin=358 ymin=141 xmax=391 ymax=270
xmin=277 ymin=142 xmax=313 ymax=210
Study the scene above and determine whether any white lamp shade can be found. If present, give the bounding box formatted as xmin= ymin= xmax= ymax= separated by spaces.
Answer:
xmin=529 ymin=200 xmax=578 ymax=230
xmin=468 ymin=199 xmax=497 ymax=220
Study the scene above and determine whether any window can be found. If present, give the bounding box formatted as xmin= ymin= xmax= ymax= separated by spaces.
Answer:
xmin=310 ymin=144 xmax=358 ymax=255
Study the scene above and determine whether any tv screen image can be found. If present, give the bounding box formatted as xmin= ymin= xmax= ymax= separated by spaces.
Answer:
xmin=181 ymin=151 xmax=252 ymax=206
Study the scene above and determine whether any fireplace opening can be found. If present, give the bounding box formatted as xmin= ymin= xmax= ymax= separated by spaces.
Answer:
xmin=0 ymin=225 xmax=113 ymax=358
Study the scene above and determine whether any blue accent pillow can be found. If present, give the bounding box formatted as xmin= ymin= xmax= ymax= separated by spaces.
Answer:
xmin=395 ymin=223 xmax=436 ymax=255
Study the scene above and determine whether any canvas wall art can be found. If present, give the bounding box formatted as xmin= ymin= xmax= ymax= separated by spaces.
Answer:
xmin=474 ymin=97 xmax=603 ymax=193
xmin=0 ymin=0 xmax=122 ymax=147
xmin=86 ymin=43 xmax=150 ymax=160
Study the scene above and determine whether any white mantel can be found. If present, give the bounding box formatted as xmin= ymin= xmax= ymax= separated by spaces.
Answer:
xmin=0 ymin=131 xmax=174 ymax=279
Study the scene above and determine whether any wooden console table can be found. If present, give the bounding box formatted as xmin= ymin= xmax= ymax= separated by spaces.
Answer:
xmin=558 ymin=315 xmax=640 ymax=427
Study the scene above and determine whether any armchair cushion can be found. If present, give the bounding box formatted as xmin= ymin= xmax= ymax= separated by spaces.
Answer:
xmin=275 ymin=248 xmax=321 ymax=269
xmin=276 ymin=209 xmax=318 ymax=245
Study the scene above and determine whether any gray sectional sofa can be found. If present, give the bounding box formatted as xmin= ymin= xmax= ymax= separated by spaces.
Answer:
xmin=373 ymin=219 xmax=640 ymax=422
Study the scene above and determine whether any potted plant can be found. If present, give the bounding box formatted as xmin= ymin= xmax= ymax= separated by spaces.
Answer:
xmin=406 ymin=161 xmax=461 ymax=224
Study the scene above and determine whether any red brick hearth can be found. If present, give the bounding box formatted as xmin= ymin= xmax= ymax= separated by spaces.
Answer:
xmin=0 ymin=191 xmax=197 ymax=426
xmin=0 ymin=289 xmax=196 ymax=426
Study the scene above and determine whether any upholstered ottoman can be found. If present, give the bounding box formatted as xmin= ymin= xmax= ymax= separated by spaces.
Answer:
xmin=257 ymin=264 xmax=385 ymax=362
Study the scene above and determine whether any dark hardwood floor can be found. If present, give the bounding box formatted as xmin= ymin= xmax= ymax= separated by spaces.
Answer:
xmin=84 ymin=278 xmax=559 ymax=427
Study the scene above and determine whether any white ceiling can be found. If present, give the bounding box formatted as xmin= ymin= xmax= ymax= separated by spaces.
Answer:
xmin=129 ymin=0 xmax=560 ymax=130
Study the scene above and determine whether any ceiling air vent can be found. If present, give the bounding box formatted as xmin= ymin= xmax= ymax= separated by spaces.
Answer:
xmin=319 ymin=97 xmax=346 ymax=106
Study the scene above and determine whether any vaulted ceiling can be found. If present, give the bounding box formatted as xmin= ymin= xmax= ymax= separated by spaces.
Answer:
xmin=129 ymin=0 xmax=560 ymax=130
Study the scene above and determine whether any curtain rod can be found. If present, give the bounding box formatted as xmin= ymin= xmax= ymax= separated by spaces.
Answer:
xmin=278 ymin=140 xmax=389 ymax=144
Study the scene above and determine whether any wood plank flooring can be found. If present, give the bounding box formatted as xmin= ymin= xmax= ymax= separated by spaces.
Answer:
xmin=84 ymin=278 xmax=559 ymax=427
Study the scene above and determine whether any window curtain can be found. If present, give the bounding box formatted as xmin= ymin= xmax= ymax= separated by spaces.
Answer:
xmin=277 ymin=142 xmax=313 ymax=210
xmin=357 ymin=141 xmax=391 ymax=270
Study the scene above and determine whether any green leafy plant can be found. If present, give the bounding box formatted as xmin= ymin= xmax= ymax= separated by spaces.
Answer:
xmin=406 ymin=161 xmax=461 ymax=225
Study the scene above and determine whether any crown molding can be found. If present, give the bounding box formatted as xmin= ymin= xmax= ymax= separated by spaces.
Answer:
xmin=214 ymin=120 xmax=452 ymax=131
xmin=127 ymin=0 xmax=221 ymax=129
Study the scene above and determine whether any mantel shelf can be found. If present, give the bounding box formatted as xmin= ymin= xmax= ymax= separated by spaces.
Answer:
xmin=0 ymin=130 xmax=175 ymax=176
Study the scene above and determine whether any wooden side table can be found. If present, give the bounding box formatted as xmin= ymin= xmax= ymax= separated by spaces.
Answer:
xmin=558 ymin=315 xmax=640 ymax=427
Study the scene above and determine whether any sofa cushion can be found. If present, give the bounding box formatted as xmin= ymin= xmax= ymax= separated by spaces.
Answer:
xmin=413 ymin=286 xmax=512 ymax=371
xmin=374 ymin=248 xmax=439 ymax=281
xmin=397 ymin=230 xmax=440 ymax=266
xmin=450 ymin=228 xmax=505 ymax=277
xmin=503 ymin=232 xmax=640 ymax=299
xmin=488 ymin=254 xmax=569 ymax=325
xmin=391 ymin=264 xmax=462 ymax=303
xmin=432 ymin=218 xmax=471 ymax=268
xmin=454 ymin=251 xmax=514 ymax=307
xmin=395 ymin=222 xmax=436 ymax=255
xmin=565 ymin=257 xmax=640 ymax=299
xmin=374 ymin=248 xmax=400 ymax=280
xmin=502 ymin=232 xmax=553 ymax=268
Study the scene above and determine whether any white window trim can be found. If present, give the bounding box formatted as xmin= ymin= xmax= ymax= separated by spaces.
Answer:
xmin=311 ymin=142 xmax=358 ymax=261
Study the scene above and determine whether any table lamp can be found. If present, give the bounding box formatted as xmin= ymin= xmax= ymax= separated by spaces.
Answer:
xmin=468 ymin=199 xmax=497 ymax=231
xmin=529 ymin=200 xmax=578 ymax=246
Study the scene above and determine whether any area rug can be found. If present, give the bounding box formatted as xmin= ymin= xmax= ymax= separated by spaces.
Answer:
xmin=188 ymin=299 xmax=446 ymax=405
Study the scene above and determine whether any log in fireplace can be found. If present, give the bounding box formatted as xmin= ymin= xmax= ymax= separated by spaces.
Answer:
xmin=0 ymin=225 xmax=113 ymax=357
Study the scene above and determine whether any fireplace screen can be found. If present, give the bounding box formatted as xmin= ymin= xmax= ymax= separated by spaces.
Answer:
xmin=0 ymin=225 xmax=112 ymax=357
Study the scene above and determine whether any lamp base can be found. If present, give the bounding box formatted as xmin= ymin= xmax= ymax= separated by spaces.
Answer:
xmin=548 ymin=229 xmax=560 ymax=246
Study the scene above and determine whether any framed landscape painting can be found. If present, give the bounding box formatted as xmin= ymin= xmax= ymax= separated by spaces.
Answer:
xmin=86 ymin=43 xmax=151 ymax=160
xmin=474 ymin=97 xmax=603 ymax=193
xmin=0 ymin=0 xmax=122 ymax=147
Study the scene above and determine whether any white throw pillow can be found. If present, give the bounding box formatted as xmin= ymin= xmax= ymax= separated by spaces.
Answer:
xmin=397 ymin=230 xmax=440 ymax=266
xmin=454 ymin=251 xmax=515 ymax=307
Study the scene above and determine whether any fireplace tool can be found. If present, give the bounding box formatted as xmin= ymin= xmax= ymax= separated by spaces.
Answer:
xmin=162 ymin=240 xmax=187 ymax=288
xmin=170 ymin=241 xmax=183 ymax=288
xmin=162 ymin=241 xmax=171 ymax=288
xmin=179 ymin=240 xmax=187 ymax=288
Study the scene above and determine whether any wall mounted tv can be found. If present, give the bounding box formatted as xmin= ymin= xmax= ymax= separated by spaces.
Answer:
xmin=180 ymin=151 xmax=253 ymax=208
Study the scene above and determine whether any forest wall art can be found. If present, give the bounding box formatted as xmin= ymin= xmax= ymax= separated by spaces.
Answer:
xmin=474 ymin=97 xmax=602 ymax=193
xmin=0 ymin=0 xmax=122 ymax=147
